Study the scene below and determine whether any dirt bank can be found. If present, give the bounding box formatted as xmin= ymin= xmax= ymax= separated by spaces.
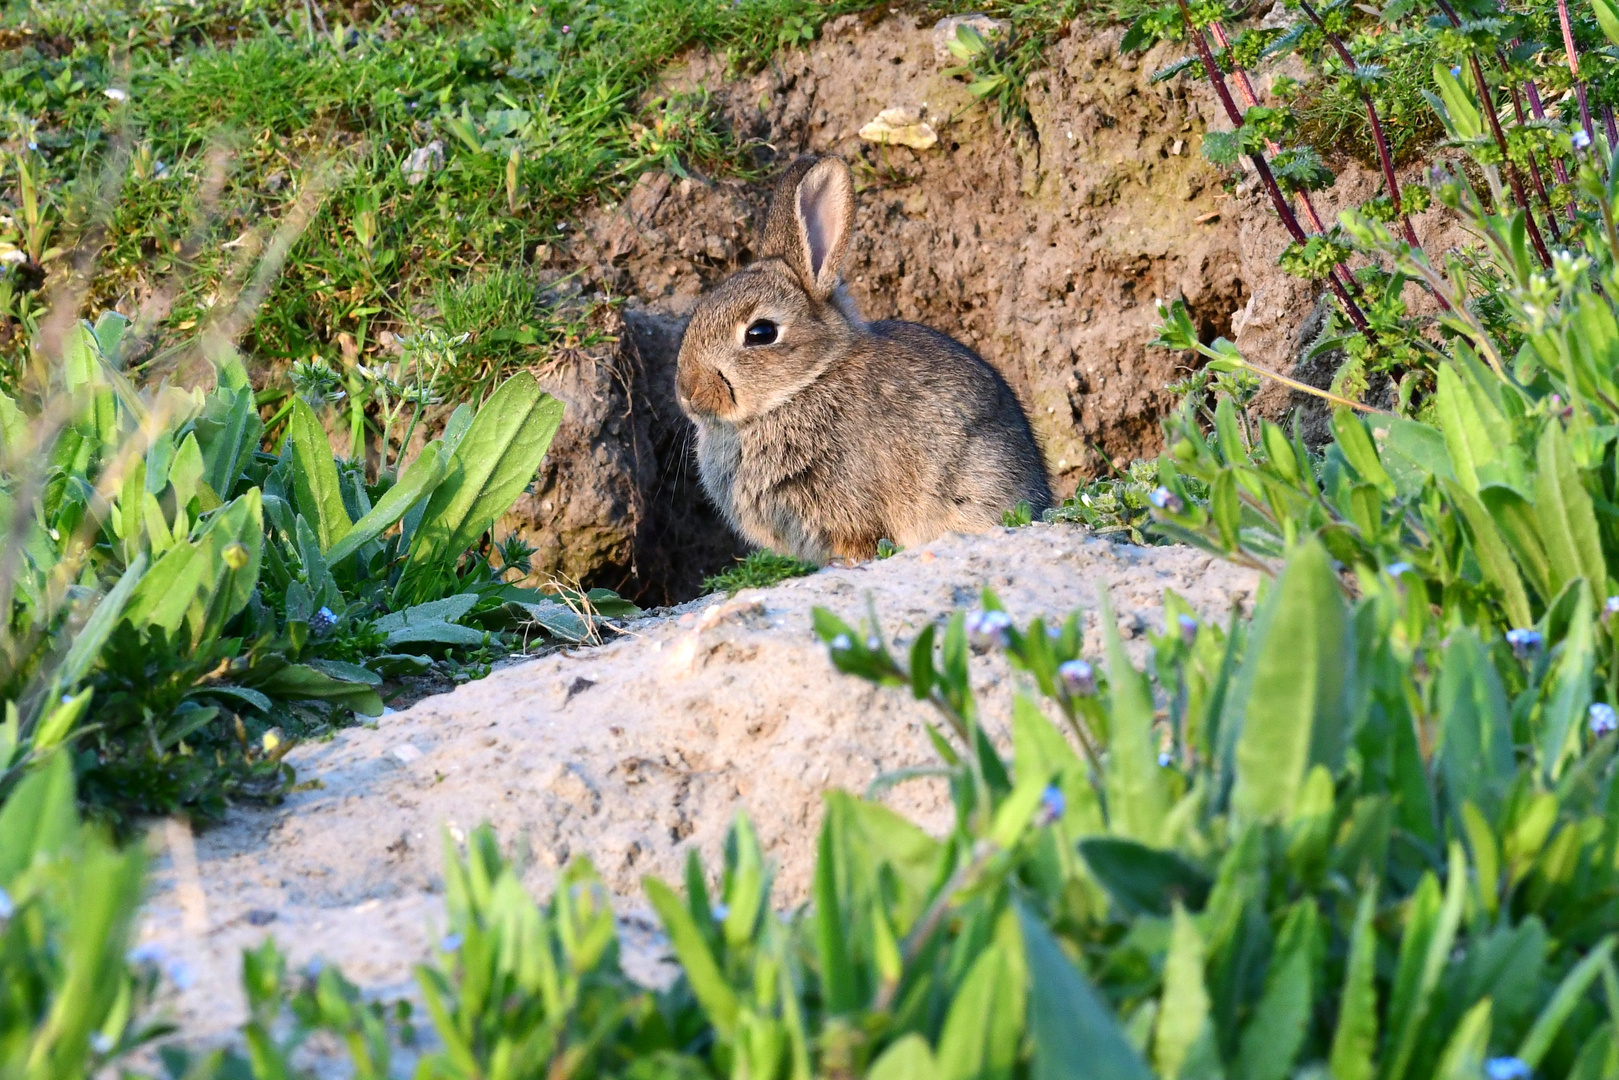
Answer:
xmin=524 ymin=10 xmax=1461 ymax=602
xmin=136 ymin=524 xmax=1256 ymax=1045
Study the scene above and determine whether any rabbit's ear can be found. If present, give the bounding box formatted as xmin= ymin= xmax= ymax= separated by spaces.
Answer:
xmin=762 ymin=156 xmax=853 ymax=301
xmin=792 ymin=158 xmax=854 ymax=299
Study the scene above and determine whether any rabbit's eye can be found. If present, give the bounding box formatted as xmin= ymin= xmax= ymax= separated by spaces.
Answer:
xmin=744 ymin=319 xmax=779 ymax=346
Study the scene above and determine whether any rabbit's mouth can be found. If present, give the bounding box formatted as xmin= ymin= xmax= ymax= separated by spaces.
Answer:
xmin=677 ymin=364 xmax=737 ymax=419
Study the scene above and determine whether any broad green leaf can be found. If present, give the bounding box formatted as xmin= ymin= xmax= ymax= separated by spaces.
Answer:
xmin=124 ymin=490 xmax=262 ymax=645
xmin=1328 ymin=881 xmax=1379 ymax=1080
xmin=1099 ymin=588 xmax=1167 ymax=843
xmin=1481 ymin=484 xmax=1552 ymax=601
xmin=1333 ymin=408 xmax=1394 ymax=496
xmin=1078 ymin=837 xmax=1211 ymax=916
xmin=1379 ymin=415 xmax=1453 ymax=498
xmin=1595 ymin=0 xmax=1619 ymax=50
xmin=1460 ymin=802 xmax=1501 ymax=918
xmin=1436 ymin=628 xmax=1516 ymax=817
xmin=937 ymin=944 xmax=1023 ymax=1080
xmin=1017 ymin=901 xmax=1155 ymax=1080
xmin=287 ymin=395 xmax=352 ymax=552
xmin=1234 ymin=899 xmax=1317 ymax=1080
xmin=1383 ymin=843 xmax=1467 ymax=1080
xmin=868 ymin=1035 xmax=941 ymax=1080
xmin=1434 ymin=999 xmax=1492 ymax=1080
xmin=404 ymin=374 xmax=563 ymax=583
xmin=195 ymin=385 xmax=263 ymax=499
xmin=384 ymin=620 xmax=487 ymax=649
xmin=1541 ymin=582 xmax=1596 ymax=780
xmin=1233 ymin=538 xmax=1349 ymax=823
xmin=58 ymin=552 xmax=146 ymax=689
xmin=1533 ymin=423 xmax=1606 ymax=595
xmin=645 ymin=877 xmax=740 ymax=1038
xmin=1155 ymin=904 xmax=1214 ymax=1080
xmin=374 ymin=593 xmax=480 ymax=632
xmin=1517 ymin=935 xmax=1617 ymax=1068
xmin=32 ymin=687 xmax=92 ymax=752
xmin=0 ymin=750 xmax=77 ymax=884
xmin=814 ymin=817 xmax=858 ymax=1014
xmin=249 ymin=662 xmax=383 ymax=716
xmin=326 ymin=442 xmax=449 ymax=565
xmin=1430 ymin=64 xmax=1483 ymax=138
xmin=0 ymin=391 xmax=25 ymax=455
xmin=1011 ymin=694 xmax=1103 ymax=836
xmin=1445 ymin=480 xmax=1534 ymax=625
xmin=169 ymin=432 xmax=204 ymax=514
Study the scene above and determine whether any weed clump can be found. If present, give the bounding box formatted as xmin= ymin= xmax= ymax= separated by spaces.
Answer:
xmin=703 ymin=549 xmax=819 ymax=594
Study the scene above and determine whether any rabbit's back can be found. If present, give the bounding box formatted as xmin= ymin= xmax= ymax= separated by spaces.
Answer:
xmin=722 ymin=319 xmax=1051 ymax=561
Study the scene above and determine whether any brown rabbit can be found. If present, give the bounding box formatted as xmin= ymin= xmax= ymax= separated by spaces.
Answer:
xmin=675 ymin=154 xmax=1051 ymax=564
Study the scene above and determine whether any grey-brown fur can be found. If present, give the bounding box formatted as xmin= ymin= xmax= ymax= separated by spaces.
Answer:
xmin=675 ymin=154 xmax=1050 ymax=563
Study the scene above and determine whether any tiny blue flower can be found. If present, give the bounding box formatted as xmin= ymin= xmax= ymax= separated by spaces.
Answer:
xmin=304 ymin=958 xmax=325 ymax=978
xmin=710 ymin=902 xmax=729 ymax=920
xmin=865 ymin=635 xmax=880 ymax=650
xmin=1574 ymin=129 xmax=1593 ymax=150
xmin=1177 ymin=613 xmax=1198 ymax=645
xmin=60 ymin=693 xmax=72 ymax=705
xmin=966 ymin=609 xmax=1013 ymax=649
xmin=1450 ymin=65 xmax=1461 ymax=77
xmin=831 ymin=634 xmax=852 ymax=651
xmin=440 ymin=934 xmax=463 ymax=953
xmin=1386 ymin=561 xmax=1413 ymax=578
xmin=0 ymin=886 xmax=12 ymax=920
xmin=126 ymin=943 xmax=165 ymax=966
xmin=1037 ymin=784 xmax=1066 ymax=826
xmin=1606 ymin=594 xmax=1619 ymax=619
xmin=1484 ymin=1058 xmax=1531 ymax=1080
xmin=1060 ymin=659 xmax=1096 ymax=697
xmin=310 ymin=606 xmax=337 ymax=637
xmin=1506 ymin=628 xmax=1543 ymax=659
xmin=90 ymin=1032 xmax=114 ymax=1055
xmin=1158 ymin=751 xmax=1173 ymax=767
xmin=1591 ymin=703 xmax=1617 ymax=737
xmin=1047 ymin=624 xmax=1063 ymax=639
xmin=1148 ymin=486 xmax=1185 ymax=513
xmin=167 ymin=959 xmax=196 ymax=990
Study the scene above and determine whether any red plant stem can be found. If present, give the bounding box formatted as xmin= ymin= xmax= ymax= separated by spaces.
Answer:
xmin=1607 ymin=105 xmax=1619 ymax=150
xmin=1506 ymin=83 xmax=1563 ymax=242
xmin=1179 ymin=0 xmax=1371 ymax=332
xmin=1556 ymin=0 xmax=1598 ymax=146
xmin=1208 ymin=19 xmax=1361 ymax=299
xmin=1434 ymin=0 xmax=1552 ymax=265
xmin=1296 ymin=0 xmax=1420 ymax=250
xmin=1523 ymin=77 xmax=1576 ymax=221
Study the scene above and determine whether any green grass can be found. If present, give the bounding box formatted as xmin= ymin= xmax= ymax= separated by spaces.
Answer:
xmin=0 ymin=0 xmax=873 ymax=396
xmin=703 ymin=549 xmax=818 ymax=594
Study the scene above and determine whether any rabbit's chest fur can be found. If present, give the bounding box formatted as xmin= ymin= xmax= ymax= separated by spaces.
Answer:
xmin=691 ymin=336 xmax=1006 ymax=563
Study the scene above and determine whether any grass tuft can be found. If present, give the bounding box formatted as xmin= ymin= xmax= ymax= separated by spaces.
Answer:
xmin=703 ymin=549 xmax=818 ymax=594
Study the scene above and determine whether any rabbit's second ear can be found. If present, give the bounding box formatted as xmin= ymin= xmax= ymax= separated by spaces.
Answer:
xmin=790 ymin=158 xmax=854 ymax=300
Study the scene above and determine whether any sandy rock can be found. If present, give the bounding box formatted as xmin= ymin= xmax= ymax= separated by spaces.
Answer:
xmin=399 ymin=140 xmax=443 ymax=185
xmin=137 ymin=526 xmax=1256 ymax=1046
xmin=858 ymin=105 xmax=940 ymax=150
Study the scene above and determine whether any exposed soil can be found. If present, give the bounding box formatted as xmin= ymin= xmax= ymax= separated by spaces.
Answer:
xmin=512 ymin=10 xmax=1467 ymax=604
xmin=137 ymin=524 xmax=1256 ymax=1048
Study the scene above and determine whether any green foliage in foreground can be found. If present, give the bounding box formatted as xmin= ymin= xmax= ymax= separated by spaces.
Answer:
xmin=0 ymin=314 xmax=638 ymax=827
xmin=702 ymin=549 xmax=819 ymax=595
xmin=17 ymin=539 xmax=1619 ymax=1079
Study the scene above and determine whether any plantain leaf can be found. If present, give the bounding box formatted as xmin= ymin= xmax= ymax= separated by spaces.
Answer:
xmin=644 ymin=876 xmax=740 ymax=1039
xmin=286 ymin=395 xmax=352 ymax=552
xmin=1516 ymin=935 xmax=1617 ymax=1069
xmin=937 ymin=944 xmax=1024 ymax=1080
xmin=326 ymin=442 xmax=449 ymax=566
xmin=1017 ymin=901 xmax=1155 ymax=1080
xmin=1234 ymin=898 xmax=1318 ymax=1080
xmin=1533 ymin=423 xmax=1606 ymax=596
xmin=1099 ymin=588 xmax=1168 ymax=843
xmin=1436 ymin=628 xmax=1516 ymax=818
xmin=1078 ymin=837 xmax=1211 ymax=916
xmin=1328 ymin=881 xmax=1379 ymax=1080
xmin=1232 ymin=538 xmax=1350 ymax=823
xmin=1541 ymin=582 xmax=1596 ymax=781
xmin=1434 ymin=999 xmax=1493 ymax=1080
xmin=1154 ymin=904 xmax=1215 ymax=1080
xmin=1445 ymin=480 xmax=1535 ymax=624
xmin=402 ymin=374 xmax=562 ymax=594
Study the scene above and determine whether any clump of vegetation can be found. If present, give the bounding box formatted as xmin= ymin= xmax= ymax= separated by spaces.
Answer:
xmin=703 ymin=548 xmax=819 ymax=595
